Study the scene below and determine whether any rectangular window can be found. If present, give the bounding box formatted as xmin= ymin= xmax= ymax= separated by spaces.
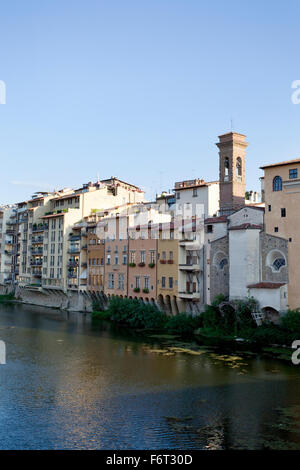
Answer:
xmin=108 ymin=273 xmax=114 ymax=289
xmin=150 ymin=251 xmax=155 ymax=264
xmin=118 ymin=273 xmax=124 ymax=290
xmin=106 ymin=254 xmax=111 ymax=265
xmin=281 ymin=208 xmax=286 ymax=217
xmin=130 ymin=251 xmax=136 ymax=263
xmin=274 ymin=227 xmax=279 ymax=233
xmin=169 ymin=251 xmax=173 ymax=261
xmin=135 ymin=276 xmax=140 ymax=289
xmin=161 ymin=276 xmax=166 ymax=288
xmin=206 ymin=225 xmax=213 ymax=233
xmin=289 ymin=168 xmax=298 ymax=179
xmin=193 ymin=188 xmax=197 ymax=197
xmin=268 ymin=205 xmax=271 ymax=212
xmin=123 ymin=255 xmax=127 ymax=265
xmin=169 ymin=277 xmax=173 ymax=289
xmin=144 ymin=277 xmax=150 ymax=290
xmin=114 ymin=255 xmax=118 ymax=265
xmin=176 ymin=192 xmax=180 ymax=199
xmin=140 ymin=250 xmax=146 ymax=263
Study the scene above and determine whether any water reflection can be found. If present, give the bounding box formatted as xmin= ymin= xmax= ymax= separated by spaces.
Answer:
xmin=0 ymin=303 xmax=300 ymax=449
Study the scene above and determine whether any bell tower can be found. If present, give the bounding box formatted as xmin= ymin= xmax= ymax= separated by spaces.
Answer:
xmin=216 ymin=132 xmax=248 ymax=215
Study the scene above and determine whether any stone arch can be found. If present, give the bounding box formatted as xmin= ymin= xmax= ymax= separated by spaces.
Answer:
xmin=224 ymin=156 xmax=230 ymax=180
xmin=157 ymin=294 xmax=165 ymax=312
xmin=261 ymin=306 xmax=280 ymax=324
xmin=170 ymin=295 xmax=179 ymax=315
xmin=164 ymin=295 xmax=172 ymax=315
xmin=236 ymin=157 xmax=242 ymax=177
xmin=213 ymin=251 xmax=228 ymax=270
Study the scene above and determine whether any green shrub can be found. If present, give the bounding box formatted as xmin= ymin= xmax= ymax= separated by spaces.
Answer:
xmin=91 ymin=310 xmax=111 ymax=320
xmin=166 ymin=313 xmax=202 ymax=336
xmin=107 ymin=297 xmax=167 ymax=330
xmin=280 ymin=309 xmax=300 ymax=333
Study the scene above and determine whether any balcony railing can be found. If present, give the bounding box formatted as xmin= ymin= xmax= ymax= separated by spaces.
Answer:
xmin=32 ymin=237 xmax=43 ymax=244
xmin=68 ymin=247 xmax=80 ymax=254
xmin=68 ymin=260 xmax=79 ymax=267
xmin=32 ymin=224 xmax=48 ymax=232
xmin=31 ymin=248 xmax=43 ymax=255
xmin=69 ymin=234 xmax=81 ymax=241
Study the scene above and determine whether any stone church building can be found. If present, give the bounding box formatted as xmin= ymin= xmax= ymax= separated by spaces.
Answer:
xmin=204 ymin=132 xmax=289 ymax=319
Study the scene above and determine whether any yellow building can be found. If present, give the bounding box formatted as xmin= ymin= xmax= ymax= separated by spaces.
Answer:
xmin=261 ymin=158 xmax=300 ymax=309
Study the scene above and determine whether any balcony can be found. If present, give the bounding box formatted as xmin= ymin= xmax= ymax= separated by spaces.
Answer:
xmin=32 ymin=237 xmax=43 ymax=244
xmin=179 ymin=258 xmax=200 ymax=271
xmin=68 ymin=260 xmax=79 ymax=267
xmin=31 ymin=248 xmax=43 ymax=255
xmin=68 ymin=247 xmax=80 ymax=254
xmin=69 ymin=234 xmax=81 ymax=241
xmin=32 ymin=223 xmax=48 ymax=233
xmin=30 ymin=261 xmax=42 ymax=266
xmin=178 ymin=291 xmax=200 ymax=300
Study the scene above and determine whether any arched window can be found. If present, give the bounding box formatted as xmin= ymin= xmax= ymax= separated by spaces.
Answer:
xmin=266 ymin=249 xmax=287 ymax=273
xmin=224 ymin=157 xmax=229 ymax=180
xmin=273 ymin=176 xmax=282 ymax=192
xmin=219 ymin=258 xmax=228 ymax=270
xmin=273 ymin=258 xmax=285 ymax=271
xmin=236 ymin=157 xmax=242 ymax=177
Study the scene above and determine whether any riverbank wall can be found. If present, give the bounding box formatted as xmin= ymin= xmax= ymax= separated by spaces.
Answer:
xmin=0 ymin=284 xmax=109 ymax=312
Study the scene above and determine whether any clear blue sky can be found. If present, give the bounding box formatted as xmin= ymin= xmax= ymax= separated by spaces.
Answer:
xmin=1 ymin=0 xmax=300 ymax=204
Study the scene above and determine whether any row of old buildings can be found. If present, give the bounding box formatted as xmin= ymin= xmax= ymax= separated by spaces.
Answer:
xmin=0 ymin=131 xmax=298 ymax=319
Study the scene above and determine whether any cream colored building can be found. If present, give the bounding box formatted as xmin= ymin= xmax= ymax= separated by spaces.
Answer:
xmin=261 ymin=158 xmax=300 ymax=310
xmin=16 ymin=178 xmax=145 ymax=291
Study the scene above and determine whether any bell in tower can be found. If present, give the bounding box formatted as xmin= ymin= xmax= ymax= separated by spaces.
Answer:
xmin=216 ymin=132 xmax=248 ymax=216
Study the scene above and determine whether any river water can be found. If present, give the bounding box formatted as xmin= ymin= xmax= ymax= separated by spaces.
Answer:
xmin=0 ymin=303 xmax=300 ymax=450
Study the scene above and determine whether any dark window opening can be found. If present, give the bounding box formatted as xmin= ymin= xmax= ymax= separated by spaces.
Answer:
xmin=289 ymin=168 xmax=298 ymax=179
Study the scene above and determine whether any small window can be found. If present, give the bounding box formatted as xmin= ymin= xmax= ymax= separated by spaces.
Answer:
xmin=274 ymin=227 xmax=278 ymax=233
xmin=289 ymin=168 xmax=298 ymax=179
xmin=193 ymin=188 xmax=197 ymax=197
xmin=273 ymin=176 xmax=282 ymax=192
xmin=219 ymin=258 xmax=228 ymax=270
xmin=268 ymin=205 xmax=271 ymax=212
xmin=176 ymin=192 xmax=180 ymax=200
xmin=273 ymin=258 xmax=285 ymax=271
xmin=289 ymin=238 xmax=292 ymax=242
xmin=281 ymin=208 xmax=286 ymax=217
xmin=206 ymin=225 xmax=213 ymax=233
xmin=161 ymin=277 xmax=166 ymax=288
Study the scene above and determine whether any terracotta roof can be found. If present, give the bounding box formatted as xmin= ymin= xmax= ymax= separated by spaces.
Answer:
xmin=41 ymin=213 xmax=65 ymax=219
xmin=205 ymin=215 xmax=228 ymax=224
xmin=229 ymin=223 xmax=263 ymax=231
xmin=260 ymin=158 xmax=300 ymax=169
xmin=247 ymin=282 xmax=286 ymax=289
xmin=174 ymin=180 xmax=218 ymax=191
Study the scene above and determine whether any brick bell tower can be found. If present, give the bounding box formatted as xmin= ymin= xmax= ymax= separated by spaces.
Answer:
xmin=216 ymin=132 xmax=248 ymax=216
